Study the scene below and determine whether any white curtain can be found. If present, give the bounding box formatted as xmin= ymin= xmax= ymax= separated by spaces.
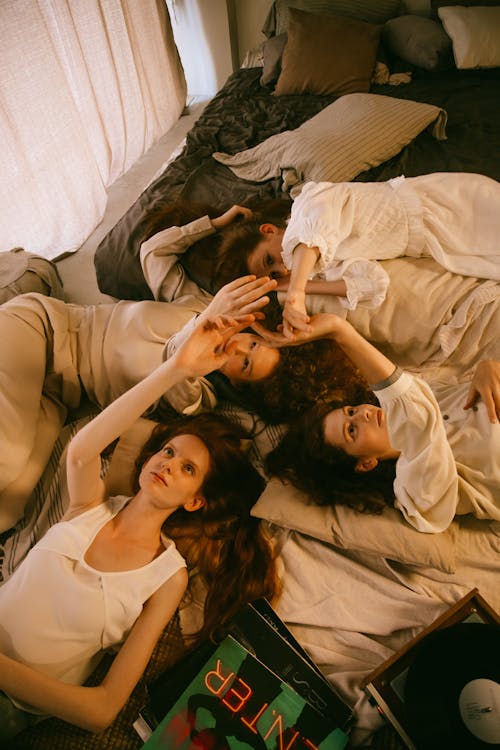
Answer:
xmin=0 ymin=0 xmax=187 ymax=259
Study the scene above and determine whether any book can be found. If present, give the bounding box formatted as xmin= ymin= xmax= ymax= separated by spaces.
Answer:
xmin=362 ymin=588 xmax=500 ymax=750
xmin=136 ymin=599 xmax=353 ymax=744
xmin=141 ymin=634 xmax=350 ymax=749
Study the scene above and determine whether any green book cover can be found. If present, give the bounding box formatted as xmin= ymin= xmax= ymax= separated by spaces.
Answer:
xmin=142 ymin=635 xmax=349 ymax=749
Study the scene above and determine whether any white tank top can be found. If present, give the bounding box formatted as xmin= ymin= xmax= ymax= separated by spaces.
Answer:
xmin=0 ymin=495 xmax=186 ymax=702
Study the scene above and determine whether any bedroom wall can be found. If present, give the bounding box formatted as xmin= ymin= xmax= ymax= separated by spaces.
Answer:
xmin=166 ymin=0 xmax=234 ymax=96
xmin=166 ymin=0 xmax=271 ymax=96
xmin=234 ymin=0 xmax=271 ymax=63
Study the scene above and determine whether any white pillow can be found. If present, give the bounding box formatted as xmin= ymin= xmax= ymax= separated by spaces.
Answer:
xmin=438 ymin=6 xmax=500 ymax=69
xmin=213 ymin=93 xmax=447 ymax=193
xmin=251 ymin=477 xmax=457 ymax=573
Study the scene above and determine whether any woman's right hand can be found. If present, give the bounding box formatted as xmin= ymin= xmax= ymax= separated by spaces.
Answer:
xmin=282 ymin=289 xmax=311 ymax=339
xmin=252 ymin=312 xmax=346 ymax=347
xmin=464 ymin=359 xmax=500 ymax=423
xmin=200 ymin=275 xmax=277 ymax=321
xmin=171 ymin=315 xmax=255 ymax=378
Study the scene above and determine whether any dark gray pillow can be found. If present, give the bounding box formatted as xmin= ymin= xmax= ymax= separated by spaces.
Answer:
xmin=260 ymin=32 xmax=288 ymax=86
xmin=383 ymin=15 xmax=453 ymax=71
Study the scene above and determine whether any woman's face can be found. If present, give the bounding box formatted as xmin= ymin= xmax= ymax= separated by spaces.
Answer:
xmin=247 ymin=226 xmax=288 ymax=279
xmin=140 ymin=434 xmax=211 ymax=510
xmin=323 ymin=404 xmax=394 ymax=466
xmin=220 ymin=333 xmax=280 ymax=384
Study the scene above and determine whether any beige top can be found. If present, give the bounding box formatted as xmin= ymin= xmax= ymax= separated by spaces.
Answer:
xmin=376 ymin=371 xmax=500 ymax=533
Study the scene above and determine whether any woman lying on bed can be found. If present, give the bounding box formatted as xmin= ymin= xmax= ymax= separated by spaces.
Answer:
xmin=0 ymin=315 xmax=279 ymax=741
xmin=142 ymin=193 xmax=500 ymax=378
xmin=0 ymin=270 xmax=367 ymax=532
xmin=258 ymin=313 xmax=500 ymax=534
xmin=212 ymin=172 xmax=500 ymax=338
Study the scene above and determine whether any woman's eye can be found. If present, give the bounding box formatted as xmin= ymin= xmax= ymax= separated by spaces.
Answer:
xmin=184 ymin=464 xmax=194 ymax=475
xmin=163 ymin=446 xmax=174 ymax=456
xmin=243 ymin=357 xmax=250 ymax=371
xmin=250 ymin=341 xmax=257 ymax=350
xmin=348 ymin=424 xmax=356 ymax=437
xmin=347 ymin=407 xmax=355 ymax=417
xmin=266 ymin=254 xmax=274 ymax=267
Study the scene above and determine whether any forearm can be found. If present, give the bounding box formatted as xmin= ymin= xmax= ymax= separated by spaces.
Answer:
xmin=68 ymin=357 xmax=191 ymax=463
xmin=330 ymin=319 xmax=396 ymax=385
xmin=140 ymin=217 xmax=215 ymax=301
xmin=0 ymin=653 xmax=118 ymax=733
xmin=288 ymin=244 xmax=319 ymax=295
xmin=304 ymin=279 xmax=347 ymax=297
xmin=0 ymin=577 xmax=185 ymax=732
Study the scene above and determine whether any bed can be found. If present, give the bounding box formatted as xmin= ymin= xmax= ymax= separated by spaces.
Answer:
xmin=4 ymin=1 xmax=500 ymax=748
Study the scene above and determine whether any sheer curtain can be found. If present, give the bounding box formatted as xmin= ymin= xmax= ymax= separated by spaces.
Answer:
xmin=0 ymin=0 xmax=187 ymax=259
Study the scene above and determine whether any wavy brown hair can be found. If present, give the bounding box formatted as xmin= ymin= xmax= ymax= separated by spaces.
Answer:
xmin=133 ymin=412 xmax=280 ymax=642
xmin=212 ymin=198 xmax=292 ymax=291
xmin=266 ymin=400 xmax=397 ymax=514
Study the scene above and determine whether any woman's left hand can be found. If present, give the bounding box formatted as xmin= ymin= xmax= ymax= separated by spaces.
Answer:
xmin=282 ymin=289 xmax=310 ymax=339
xmin=200 ymin=275 xmax=277 ymax=321
xmin=464 ymin=359 xmax=500 ymax=423
xmin=210 ymin=205 xmax=252 ymax=230
xmin=172 ymin=315 xmax=255 ymax=378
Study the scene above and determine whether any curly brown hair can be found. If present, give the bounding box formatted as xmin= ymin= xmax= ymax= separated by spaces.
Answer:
xmin=265 ymin=400 xmax=397 ymax=514
xmin=234 ymin=337 xmax=376 ymax=424
xmin=133 ymin=412 xmax=280 ymax=642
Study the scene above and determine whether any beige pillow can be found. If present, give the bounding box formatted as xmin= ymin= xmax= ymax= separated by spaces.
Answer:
xmin=274 ymin=8 xmax=382 ymax=96
xmin=438 ymin=6 xmax=500 ymax=69
xmin=213 ymin=93 xmax=447 ymax=193
xmin=251 ymin=477 xmax=457 ymax=573
xmin=105 ymin=418 xmax=157 ymax=497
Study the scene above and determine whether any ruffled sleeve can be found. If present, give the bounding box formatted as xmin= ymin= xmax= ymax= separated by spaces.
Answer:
xmin=325 ymin=259 xmax=390 ymax=310
xmin=375 ymin=372 xmax=458 ymax=533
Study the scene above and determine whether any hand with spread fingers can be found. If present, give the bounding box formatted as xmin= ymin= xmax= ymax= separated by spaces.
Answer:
xmin=198 ymin=275 xmax=277 ymax=323
xmin=172 ymin=314 xmax=256 ymax=378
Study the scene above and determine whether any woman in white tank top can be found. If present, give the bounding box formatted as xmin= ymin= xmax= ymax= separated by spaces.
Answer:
xmin=0 ymin=315 xmax=280 ymax=741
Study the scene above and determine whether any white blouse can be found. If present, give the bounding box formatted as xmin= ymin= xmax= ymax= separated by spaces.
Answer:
xmin=282 ymin=173 xmax=500 ymax=310
xmin=375 ymin=371 xmax=500 ymax=533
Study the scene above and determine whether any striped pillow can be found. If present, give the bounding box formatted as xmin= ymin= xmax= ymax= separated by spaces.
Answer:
xmin=213 ymin=93 xmax=447 ymax=193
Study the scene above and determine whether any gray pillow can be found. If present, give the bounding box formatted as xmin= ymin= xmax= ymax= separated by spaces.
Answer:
xmin=383 ymin=15 xmax=453 ymax=71
xmin=260 ymin=32 xmax=288 ymax=86
xmin=263 ymin=0 xmax=400 ymax=37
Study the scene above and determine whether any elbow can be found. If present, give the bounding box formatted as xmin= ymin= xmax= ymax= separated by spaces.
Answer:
xmin=80 ymin=705 xmax=121 ymax=734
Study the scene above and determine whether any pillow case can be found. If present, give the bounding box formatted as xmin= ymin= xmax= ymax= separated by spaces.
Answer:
xmin=273 ymin=8 xmax=382 ymax=96
xmin=260 ymin=32 xmax=288 ymax=86
xmin=213 ymin=93 xmax=447 ymax=193
xmin=382 ymin=15 xmax=454 ymax=71
xmin=252 ymin=478 xmax=457 ymax=572
xmin=262 ymin=0 xmax=400 ymax=37
xmin=437 ymin=6 xmax=500 ymax=69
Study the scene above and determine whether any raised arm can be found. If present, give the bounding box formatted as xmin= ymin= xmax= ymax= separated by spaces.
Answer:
xmin=140 ymin=206 xmax=252 ymax=302
xmin=65 ymin=316 xmax=253 ymax=515
xmin=253 ymin=312 xmax=396 ymax=386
